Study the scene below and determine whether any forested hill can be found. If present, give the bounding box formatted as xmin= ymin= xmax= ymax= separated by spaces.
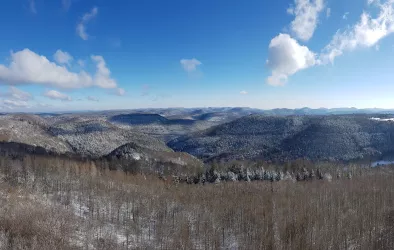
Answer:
xmin=167 ymin=115 xmax=394 ymax=162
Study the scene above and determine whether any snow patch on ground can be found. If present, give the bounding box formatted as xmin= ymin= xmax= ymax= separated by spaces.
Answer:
xmin=131 ymin=152 xmax=141 ymax=160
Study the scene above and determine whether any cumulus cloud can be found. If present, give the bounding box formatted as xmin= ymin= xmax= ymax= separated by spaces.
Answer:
xmin=321 ymin=0 xmax=394 ymax=63
xmin=54 ymin=50 xmax=73 ymax=65
xmin=266 ymin=34 xmax=317 ymax=86
xmin=91 ymin=55 xmax=117 ymax=88
xmin=87 ymin=96 xmax=99 ymax=102
xmin=265 ymin=0 xmax=322 ymax=86
xmin=0 ymin=49 xmax=117 ymax=89
xmin=288 ymin=0 xmax=325 ymax=41
xmin=77 ymin=7 xmax=98 ymax=40
xmin=266 ymin=0 xmax=394 ymax=86
xmin=43 ymin=90 xmax=72 ymax=101
xmin=240 ymin=90 xmax=248 ymax=95
xmin=1 ymin=87 xmax=32 ymax=101
xmin=0 ymin=49 xmax=91 ymax=88
xmin=343 ymin=12 xmax=350 ymax=20
xmin=180 ymin=58 xmax=202 ymax=72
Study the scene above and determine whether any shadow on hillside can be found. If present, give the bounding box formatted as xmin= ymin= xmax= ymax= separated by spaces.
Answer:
xmin=110 ymin=113 xmax=196 ymax=125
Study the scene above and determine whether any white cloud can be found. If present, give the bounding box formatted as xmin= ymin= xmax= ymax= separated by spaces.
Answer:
xmin=2 ymin=87 xmax=32 ymax=101
xmin=0 ymin=86 xmax=32 ymax=109
xmin=266 ymin=0 xmax=394 ymax=86
xmin=343 ymin=12 xmax=350 ymax=20
xmin=321 ymin=0 xmax=394 ymax=63
xmin=28 ymin=0 xmax=36 ymax=14
xmin=0 ymin=49 xmax=117 ymax=89
xmin=288 ymin=0 xmax=325 ymax=41
xmin=54 ymin=50 xmax=73 ymax=65
xmin=240 ymin=90 xmax=248 ymax=95
xmin=77 ymin=7 xmax=98 ymax=40
xmin=266 ymin=34 xmax=317 ymax=86
xmin=0 ymin=49 xmax=91 ymax=88
xmin=287 ymin=7 xmax=294 ymax=15
xmin=3 ymin=99 xmax=30 ymax=109
xmin=43 ymin=90 xmax=72 ymax=101
xmin=91 ymin=55 xmax=117 ymax=88
xmin=62 ymin=0 xmax=71 ymax=11
xmin=180 ymin=58 xmax=202 ymax=72
xmin=76 ymin=24 xmax=87 ymax=41
xmin=87 ymin=96 xmax=99 ymax=102
xmin=326 ymin=8 xmax=331 ymax=18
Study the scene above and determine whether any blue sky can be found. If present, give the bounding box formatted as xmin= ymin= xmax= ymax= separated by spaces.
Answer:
xmin=0 ymin=0 xmax=394 ymax=111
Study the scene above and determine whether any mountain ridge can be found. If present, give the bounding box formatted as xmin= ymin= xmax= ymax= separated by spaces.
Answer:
xmin=6 ymin=107 xmax=394 ymax=116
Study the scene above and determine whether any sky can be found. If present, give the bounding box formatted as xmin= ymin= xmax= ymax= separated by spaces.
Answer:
xmin=1 ymin=0 xmax=394 ymax=112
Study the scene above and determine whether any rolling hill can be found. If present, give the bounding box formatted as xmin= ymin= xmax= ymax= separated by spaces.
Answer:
xmin=168 ymin=114 xmax=394 ymax=162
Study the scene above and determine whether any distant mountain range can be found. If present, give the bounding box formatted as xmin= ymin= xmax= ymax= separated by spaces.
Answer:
xmin=2 ymin=109 xmax=394 ymax=165
xmin=31 ymin=107 xmax=394 ymax=117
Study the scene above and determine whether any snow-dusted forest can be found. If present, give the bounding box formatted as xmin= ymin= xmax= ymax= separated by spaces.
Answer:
xmin=1 ymin=154 xmax=394 ymax=249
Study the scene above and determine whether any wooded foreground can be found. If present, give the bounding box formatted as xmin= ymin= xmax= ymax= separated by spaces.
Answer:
xmin=0 ymin=155 xmax=393 ymax=249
